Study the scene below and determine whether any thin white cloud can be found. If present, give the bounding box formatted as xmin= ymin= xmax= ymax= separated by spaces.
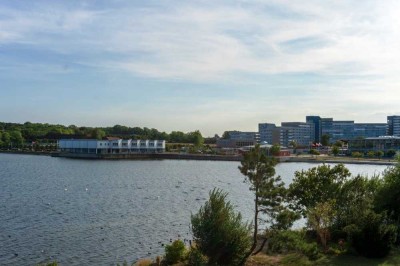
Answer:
xmin=2 ymin=1 xmax=400 ymax=79
xmin=1 ymin=1 xmax=400 ymax=134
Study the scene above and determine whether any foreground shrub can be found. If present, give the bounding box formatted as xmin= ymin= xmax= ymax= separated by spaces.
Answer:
xmin=187 ymin=248 xmax=208 ymax=266
xmin=165 ymin=239 xmax=186 ymax=264
xmin=352 ymin=211 xmax=397 ymax=258
xmin=191 ymin=188 xmax=252 ymax=265
xmin=268 ymin=230 xmax=321 ymax=261
xmin=268 ymin=230 xmax=305 ymax=254
xmin=298 ymin=241 xmax=320 ymax=261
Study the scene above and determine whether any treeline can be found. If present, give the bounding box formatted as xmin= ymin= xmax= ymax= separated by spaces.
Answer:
xmin=0 ymin=122 xmax=215 ymax=148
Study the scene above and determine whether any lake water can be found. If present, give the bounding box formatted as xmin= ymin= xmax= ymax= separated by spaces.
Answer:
xmin=0 ymin=154 xmax=389 ymax=265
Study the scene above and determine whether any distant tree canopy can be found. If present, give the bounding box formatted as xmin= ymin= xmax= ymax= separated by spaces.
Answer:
xmin=321 ymin=134 xmax=331 ymax=146
xmin=0 ymin=121 xmax=207 ymax=147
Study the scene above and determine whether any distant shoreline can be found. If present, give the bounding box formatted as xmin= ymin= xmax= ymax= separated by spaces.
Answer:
xmin=0 ymin=150 xmax=396 ymax=165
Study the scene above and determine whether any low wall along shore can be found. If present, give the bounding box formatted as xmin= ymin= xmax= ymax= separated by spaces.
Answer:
xmin=0 ymin=150 xmax=396 ymax=165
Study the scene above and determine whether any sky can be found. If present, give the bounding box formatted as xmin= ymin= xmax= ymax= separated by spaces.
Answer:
xmin=1 ymin=0 xmax=400 ymax=136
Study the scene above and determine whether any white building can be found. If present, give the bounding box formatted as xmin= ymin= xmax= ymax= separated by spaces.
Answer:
xmin=58 ymin=139 xmax=166 ymax=154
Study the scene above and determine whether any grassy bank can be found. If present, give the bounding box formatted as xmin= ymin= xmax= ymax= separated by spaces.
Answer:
xmin=247 ymin=249 xmax=400 ymax=266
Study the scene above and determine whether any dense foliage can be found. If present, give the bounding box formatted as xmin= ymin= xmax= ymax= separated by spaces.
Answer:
xmin=165 ymin=239 xmax=186 ymax=264
xmin=288 ymin=164 xmax=351 ymax=217
xmin=191 ymin=189 xmax=252 ymax=265
xmin=0 ymin=121 xmax=208 ymax=149
xmin=289 ymin=163 xmax=398 ymax=258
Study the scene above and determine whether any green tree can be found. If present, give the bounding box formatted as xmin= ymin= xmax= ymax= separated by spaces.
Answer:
xmin=307 ymin=200 xmax=336 ymax=251
xmin=190 ymin=130 xmax=204 ymax=147
xmin=331 ymin=146 xmax=339 ymax=156
xmin=386 ymin=149 xmax=396 ymax=158
xmin=269 ymin=144 xmax=281 ymax=156
xmin=336 ymin=175 xmax=380 ymax=230
xmin=165 ymin=239 xmax=186 ymax=264
xmin=321 ymin=134 xmax=330 ymax=146
xmin=375 ymin=160 xmax=400 ymax=225
xmin=351 ymin=210 xmax=397 ymax=258
xmin=90 ymin=128 xmax=106 ymax=140
xmin=191 ymin=189 xmax=251 ymax=265
xmin=352 ymin=151 xmax=363 ymax=158
xmin=375 ymin=150 xmax=384 ymax=159
xmin=334 ymin=140 xmax=343 ymax=147
xmin=222 ymin=131 xmax=231 ymax=139
xmin=288 ymin=164 xmax=351 ymax=217
xmin=239 ymin=145 xmax=294 ymax=262
xmin=9 ymin=130 xmax=24 ymax=146
xmin=367 ymin=151 xmax=375 ymax=158
xmin=170 ymin=131 xmax=187 ymax=143
xmin=2 ymin=131 xmax=11 ymax=147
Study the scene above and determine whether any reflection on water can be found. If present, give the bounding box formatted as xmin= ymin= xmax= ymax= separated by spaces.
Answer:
xmin=0 ymin=154 xmax=388 ymax=265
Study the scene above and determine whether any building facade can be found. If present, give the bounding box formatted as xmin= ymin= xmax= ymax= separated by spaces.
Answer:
xmin=387 ymin=116 xmax=400 ymax=136
xmin=311 ymin=117 xmax=388 ymax=143
xmin=226 ymin=131 xmax=260 ymax=142
xmin=216 ymin=139 xmax=256 ymax=149
xmin=306 ymin=116 xmax=322 ymax=143
xmin=58 ymin=139 xmax=166 ymax=154
xmin=258 ymin=123 xmax=280 ymax=144
xmin=348 ymin=136 xmax=400 ymax=153
xmin=280 ymin=122 xmax=313 ymax=147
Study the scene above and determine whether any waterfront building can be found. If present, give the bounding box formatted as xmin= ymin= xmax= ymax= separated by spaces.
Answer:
xmin=348 ymin=136 xmax=400 ymax=153
xmin=258 ymin=115 xmax=399 ymax=147
xmin=323 ymin=120 xmax=354 ymax=143
xmin=306 ymin=116 xmax=322 ymax=143
xmin=217 ymin=130 xmax=259 ymax=149
xmin=258 ymin=123 xmax=280 ymax=144
xmin=58 ymin=139 xmax=166 ymax=154
xmin=353 ymin=123 xmax=387 ymax=138
xmin=310 ymin=116 xmax=388 ymax=143
xmin=280 ymin=122 xmax=313 ymax=147
xmin=225 ymin=131 xmax=260 ymax=142
xmin=216 ymin=139 xmax=256 ymax=149
xmin=387 ymin=116 xmax=400 ymax=136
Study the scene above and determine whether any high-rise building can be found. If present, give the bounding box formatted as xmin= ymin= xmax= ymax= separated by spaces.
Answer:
xmin=387 ymin=116 xmax=400 ymax=136
xmin=353 ymin=123 xmax=387 ymax=138
xmin=280 ymin=122 xmax=313 ymax=147
xmin=306 ymin=116 xmax=321 ymax=143
xmin=226 ymin=131 xmax=259 ymax=142
xmin=314 ymin=117 xmax=386 ymax=143
xmin=258 ymin=123 xmax=279 ymax=144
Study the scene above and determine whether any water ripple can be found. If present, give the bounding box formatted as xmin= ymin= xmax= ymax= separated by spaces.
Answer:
xmin=0 ymin=154 xmax=387 ymax=265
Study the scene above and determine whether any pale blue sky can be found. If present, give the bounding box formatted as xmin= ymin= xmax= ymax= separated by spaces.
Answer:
xmin=1 ymin=0 xmax=400 ymax=136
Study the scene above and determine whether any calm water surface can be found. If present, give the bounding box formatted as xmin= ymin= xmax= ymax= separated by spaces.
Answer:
xmin=0 ymin=154 xmax=388 ymax=265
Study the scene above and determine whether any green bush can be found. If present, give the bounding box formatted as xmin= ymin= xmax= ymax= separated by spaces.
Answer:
xmin=187 ymin=248 xmax=208 ymax=266
xmin=352 ymin=211 xmax=397 ymax=258
xmin=386 ymin=149 xmax=396 ymax=158
xmin=298 ymin=241 xmax=321 ymax=261
xmin=268 ymin=230 xmax=304 ymax=254
xmin=268 ymin=230 xmax=321 ymax=261
xmin=351 ymin=152 xmax=363 ymax=158
xmin=191 ymin=188 xmax=251 ymax=265
xmin=309 ymin=149 xmax=320 ymax=155
xmin=165 ymin=239 xmax=186 ymax=264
